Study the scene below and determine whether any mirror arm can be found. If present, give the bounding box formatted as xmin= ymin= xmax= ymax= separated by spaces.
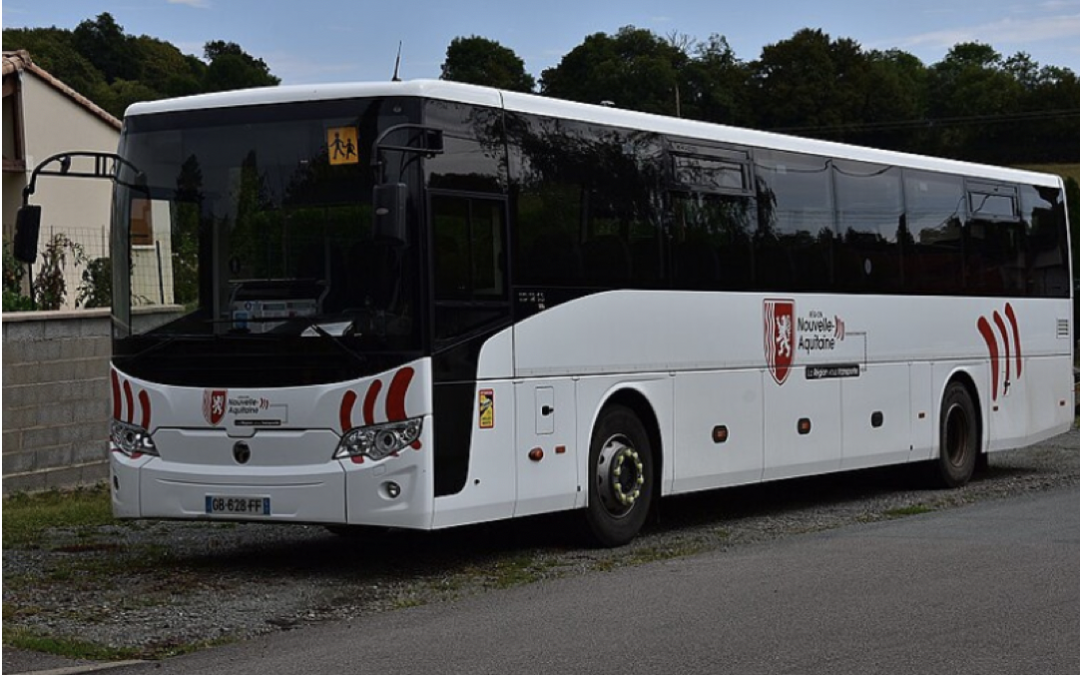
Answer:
xmin=370 ymin=124 xmax=444 ymax=183
xmin=22 ymin=151 xmax=147 ymax=206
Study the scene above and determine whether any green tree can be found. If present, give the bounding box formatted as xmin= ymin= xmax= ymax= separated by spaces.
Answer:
xmin=540 ymin=26 xmax=687 ymax=116
xmin=680 ymin=34 xmax=751 ymax=125
xmin=748 ymin=29 xmax=872 ymax=133
xmin=203 ymin=40 xmax=280 ymax=92
xmin=71 ymin=13 xmax=138 ymax=84
xmin=441 ymin=36 xmax=535 ymax=92
xmin=926 ymin=42 xmax=1023 ymax=160
xmin=133 ymin=35 xmax=205 ymax=98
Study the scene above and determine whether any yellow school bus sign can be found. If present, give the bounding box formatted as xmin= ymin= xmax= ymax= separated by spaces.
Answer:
xmin=327 ymin=127 xmax=359 ymax=165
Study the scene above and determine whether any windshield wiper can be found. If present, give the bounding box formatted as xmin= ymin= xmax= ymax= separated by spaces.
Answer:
xmin=293 ymin=318 xmax=369 ymax=369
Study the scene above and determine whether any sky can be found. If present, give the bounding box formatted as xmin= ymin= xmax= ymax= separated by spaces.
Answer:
xmin=4 ymin=0 xmax=1080 ymax=86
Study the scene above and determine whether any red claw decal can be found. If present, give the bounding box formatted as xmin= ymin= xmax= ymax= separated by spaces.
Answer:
xmin=338 ymin=367 xmax=421 ymax=448
xmin=111 ymin=370 xmax=122 ymax=420
xmin=977 ymin=317 xmax=1000 ymax=401
xmin=1004 ymin=302 xmax=1022 ymax=378
xmin=978 ymin=304 xmax=1024 ymax=402
xmin=138 ymin=390 xmax=152 ymax=430
xmin=123 ymin=380 xmax=135 ymax=424
xmin=111 ymin=371 xmax=153 ymax=430
xmin=386 ymin=367 xmax=414 ymax=422
xmin=339 ymin=390 xmax=358 ymax=432
xmin=363 ymin=379 xmax=382 ymax=427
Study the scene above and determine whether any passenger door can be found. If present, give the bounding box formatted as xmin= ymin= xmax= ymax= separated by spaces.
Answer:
xmin=428 ymin=192 xmax=512 ymax=498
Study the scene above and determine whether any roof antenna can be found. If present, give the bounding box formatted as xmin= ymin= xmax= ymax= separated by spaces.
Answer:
xmin=391 ymin=41 xmax=402 ymax=82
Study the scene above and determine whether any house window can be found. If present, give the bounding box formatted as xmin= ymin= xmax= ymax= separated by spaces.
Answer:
xmin=131 ymin=198 xmax=153 ymax=246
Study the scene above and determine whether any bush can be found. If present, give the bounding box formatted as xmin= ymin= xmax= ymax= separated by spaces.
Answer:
xmin=2 ymin=236 xmax=33 ymax=311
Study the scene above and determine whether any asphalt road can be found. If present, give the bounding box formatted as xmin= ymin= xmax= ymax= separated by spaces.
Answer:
xmin=94 ymin=483 xmax=1080 ymax=675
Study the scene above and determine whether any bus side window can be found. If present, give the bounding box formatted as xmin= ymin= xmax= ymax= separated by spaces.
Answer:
xmin=833 ymin=161 xmax=903 ymax=293
xmin=1020 ymin=184 xmax=1070 ymax=298
xmin=903 ymin=171 xmax=966 ymax=295
xmin=754 ymin=150 xmax=836 ymax=292
xmin=966 ymin=183 xmax=1025 ymax=296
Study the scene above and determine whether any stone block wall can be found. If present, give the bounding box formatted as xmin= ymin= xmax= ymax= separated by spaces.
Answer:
xmin=3 ymin=309 xmax=112 ymax=494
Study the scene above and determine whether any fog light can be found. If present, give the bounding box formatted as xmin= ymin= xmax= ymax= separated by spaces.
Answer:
xmin=383 ymin=481 xmax=401 ymax=499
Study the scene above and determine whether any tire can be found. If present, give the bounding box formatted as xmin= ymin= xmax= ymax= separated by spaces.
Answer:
xmin=584 ymin=404 xmax=655 ymax=547
xmin=933 ymin=381 xmax=979 ymax=488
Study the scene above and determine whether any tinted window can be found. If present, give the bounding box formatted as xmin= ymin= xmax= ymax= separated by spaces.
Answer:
xmin=966 ymin=182 xmax=1025 ymax=295
xmin=424 ymin=99 xmax=506 ymax=193
xmin=432 ymin=194 xmax=509 ymax=344
xmin=834 ymin=161 xmax=903 ymax=292
xmin=1020 ymin=183 xmax=1070 ymax=298
xmin=903 ymin=170 xmax=965 ymax=294
xmin=671 ymin=192 xmax=756 ymax=290
xmin=755 ymin=150 xmax=835 ymax=291
xmin=507 ymin=115 xmax=665 ymax=289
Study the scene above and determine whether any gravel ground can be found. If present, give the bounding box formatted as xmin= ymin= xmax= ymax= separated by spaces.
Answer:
xmin=4 ymin=426 xmax=1080 ymax=659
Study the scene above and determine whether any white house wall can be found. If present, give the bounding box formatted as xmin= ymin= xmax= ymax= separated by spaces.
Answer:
xmin=18 ymin=72 xmax=119 ymax=309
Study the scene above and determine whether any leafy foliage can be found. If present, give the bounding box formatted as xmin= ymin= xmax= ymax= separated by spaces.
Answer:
xmin=33 ymin=233 xmax=86 ymax=311
xmin=441 ymin=36 xmax=536 ymax=93
xmin=76 ymin=256 xmax=112 ymax=309
xmin=528 ymin=26 xmax=1080 ymax=164
xmin=3 ymin=237 xmax=34 ymax=311
xmin=3 ymin=12 xmax=279 ymax=118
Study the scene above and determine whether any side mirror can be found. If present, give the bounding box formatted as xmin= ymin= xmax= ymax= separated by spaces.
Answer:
xmin=13 ymin=205 xmax=42 ymax=264
xmin=421 ymin=128 xmax=444 ymax=154
xmin=372 ymin=183 xmax=407 ymax=241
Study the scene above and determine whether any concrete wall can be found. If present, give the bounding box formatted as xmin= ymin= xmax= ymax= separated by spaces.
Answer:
xmin=2 ymin=309 xmax=112 ymax=494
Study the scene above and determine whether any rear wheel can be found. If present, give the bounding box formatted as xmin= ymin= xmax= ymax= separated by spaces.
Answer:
xmin=933 ymin=381 xmax=978 ymax=488
xmin=584 ymin=405 xmax=655 ymax=547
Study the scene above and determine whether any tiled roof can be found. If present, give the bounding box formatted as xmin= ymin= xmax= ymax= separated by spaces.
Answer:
xmin=2 ymin=49 xmax=122 ymax=130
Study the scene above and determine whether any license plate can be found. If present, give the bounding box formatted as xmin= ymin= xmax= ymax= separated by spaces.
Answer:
xmin=205 ymin=495 xmax=271 ymax=516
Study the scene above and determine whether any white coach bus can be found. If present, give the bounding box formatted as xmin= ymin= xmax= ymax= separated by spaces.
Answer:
xmin=105 ymin=80 xmax=1073 ymax=546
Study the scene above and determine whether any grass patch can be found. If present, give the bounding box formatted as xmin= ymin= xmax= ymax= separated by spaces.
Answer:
xmin=883 ymin=504 xmax=934 ymax=518
xmin=3 ymin=626 xmax=143 ymax=662
xmin=3 ymin=485 xmax=113 ymax=549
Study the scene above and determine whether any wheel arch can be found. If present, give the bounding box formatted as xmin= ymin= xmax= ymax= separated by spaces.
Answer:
xmin=599 ymin=388 xmax=664 ymax=502
xmin=941 ymin=368 xmax=984 ymax=454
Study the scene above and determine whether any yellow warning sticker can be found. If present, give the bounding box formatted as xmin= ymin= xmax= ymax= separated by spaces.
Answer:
xmin=327 ymin=126 xmax=359 ymax=165
xmin=478 ymin=389 xmax=495 ymax=429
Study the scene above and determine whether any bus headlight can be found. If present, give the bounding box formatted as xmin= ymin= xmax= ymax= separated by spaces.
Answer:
xmin=109 ymin=419 xmax=158 ymax=458
xmin=334 ymin=418 xmax=423 ymax=462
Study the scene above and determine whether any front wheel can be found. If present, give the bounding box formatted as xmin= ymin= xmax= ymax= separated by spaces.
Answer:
xmin=933 ymin=381 xmax=979 ymax=488
xmin=584 ymin=405 xmax=655 ymax=547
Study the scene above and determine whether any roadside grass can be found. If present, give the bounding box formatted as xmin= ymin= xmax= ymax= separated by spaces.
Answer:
xmin=3 ymin=626 xmax=143 ymax=662
xmin=4 ymin=625 xmax=236 ymax=661
xmin=3 ymin=485 xmax=114 ymax=549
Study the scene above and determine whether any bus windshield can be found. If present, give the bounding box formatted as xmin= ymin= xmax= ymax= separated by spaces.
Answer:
xmin=111 ymin=97 xmax=425 ymax=387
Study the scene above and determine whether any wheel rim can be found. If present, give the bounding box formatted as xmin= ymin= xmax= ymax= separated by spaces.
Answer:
xmin=943 ymin=402 xmax=971 ymax=468
xmin=595 ymin=433 xmax=645 ymax=518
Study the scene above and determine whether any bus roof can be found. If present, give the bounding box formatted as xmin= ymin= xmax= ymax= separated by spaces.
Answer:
xmin=124 ymin=79 xmax=1062 ymax=188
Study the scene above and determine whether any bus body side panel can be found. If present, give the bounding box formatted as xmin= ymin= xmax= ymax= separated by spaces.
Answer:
xmin=510 ymin=291 xmax=1071 ymax=500
xmin=840 ymin=363 xmax=912 ymax=471
xmin=512 ymin=376 xmax=581 ymax=517
xmin=671 ymin=369 xmax=764 ymax=494
xmin=909 ymin=362 xmax=936 ymax=461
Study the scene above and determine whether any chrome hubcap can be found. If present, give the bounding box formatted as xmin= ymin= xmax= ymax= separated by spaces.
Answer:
xmin=596 ymin=434 xmax=645 ymax=517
